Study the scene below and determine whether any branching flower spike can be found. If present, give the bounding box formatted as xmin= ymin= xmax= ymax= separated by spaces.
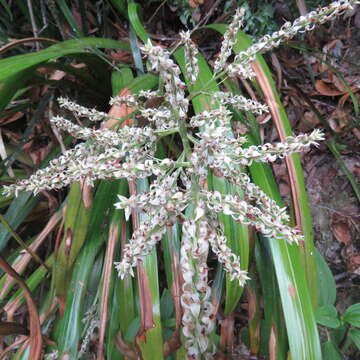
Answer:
xmin=2 ymin=2 xmax=350 ymax=358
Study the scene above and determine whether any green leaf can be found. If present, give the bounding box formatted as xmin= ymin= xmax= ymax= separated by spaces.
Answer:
xmin=0 ymin=70 xmax=34 ymax=112
xmin=0 ymin=38 xmax=130 ymax=82
xmin=255 ymin=238 xmax=288 ymax=359
xmin=109 ymin=0 xmax=128 ymax=18
xmin=160 ymin=289 xmax=175 ymax=321
xmin=54 ymin=181 xmax=121 ymax=358
xmin=128 ymin=2 xmax=149 ymax=43
xmin=330 ymin=324 xmax=347 ymax=347
xmin=343 ymin=303 xmax=360 ymax=327
xmin=315 ymin=248 xmax=336 ymax=307
xmin=0 ymin=192 xmax=39 ymax=252
xmin=53 ymin=182 xmax=92 ymax=298
xmin=315 ymin=305 xmax=340 ymax=328
xmin=321 ymin=341 xmax=342 ymax=360
xmin=125 ymin=317 xmax=140 ymax=343
xmin=349 ymin=328 xmax=360 ymax=350
xmin=56 ymin=0 xmax=83 ymax=36
xmin=111 ymin=68 xmax=134 ymax=96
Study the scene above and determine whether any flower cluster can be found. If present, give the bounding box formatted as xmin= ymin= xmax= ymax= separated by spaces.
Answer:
xmin=214 ymin=91 xmax=269 ymax=115
xmin=114 ymin=173 xmax=189 ymax=278
xmin=2 ymin=126 xmax=161 ymax=195
xmin=2 ymin=2 xmax=348 ymax=358
xmin=228 ymin=0 xmax=359 ymax=79
xmin=58 ymin=97 xmax=108 ymax=121
xmin=180 ymin=30 xmax=199 ymax=84
xmin=213 ymin=7 xmax=245 ymax=74
xmin=141 ymin=41 xmax=189 ymax=118
xmin=180 ymin=217 xmax=215 ymax=359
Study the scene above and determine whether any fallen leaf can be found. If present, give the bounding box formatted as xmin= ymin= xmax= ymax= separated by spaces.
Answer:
xmin=332 ymin=221 xmax=351 ymax=245
xmin=315 ymin=80 xmax=345 ymax=96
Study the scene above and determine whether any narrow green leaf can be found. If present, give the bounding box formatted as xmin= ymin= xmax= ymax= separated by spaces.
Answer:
xmin=0 ymin=38 xmax=130 ymax=82
xmin=53 ymin=182 xmax=92 ymax=298
xmin=246 ymin=265 xmax=262 ymax=356
xmin=54 ymin=232 xmax=106 ymax=358
xmin=56 ymin=0 xmax=83 ymax=36
xmin=0 ymin=0 xmax=12 ymax=20
xmin=128 ymin=2 xmax=149 ymax=44
xmin=251 ymin=161 xmax=321 ymax=360
xmin=0 ymin=70 xmax=33 ymax=112
xmin=108 ymin=184 xmax=135 ymax=360
xmin=109 ymin=0 xmax=128 ymax=18
xmin=5 ymin=255 xmax=54 ymax=310
xmin=255 ymin=237 xmax=287 ymax=359
xmin=54 ymin=181 xmax=121 ymax=358
xmin=0 ymin=192 xmax=38 ymax=252
xmin=315 ymin=305 xmax=340 ymax=329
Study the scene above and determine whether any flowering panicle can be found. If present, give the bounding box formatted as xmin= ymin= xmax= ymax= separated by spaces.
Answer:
xmin=141 ymin=41 xmax=189 ymax=118
xmin=180 ymin=217 xmax=215 ymax=359
xmin=205 ymin=191 xmax=302 ymax=244
xmin=109 ymin=94 xmax=139 ymax=107
xmin=214 ymin=91 xmax=269 ymax=115
xmin=58 ymin=97 xmax=108 ymax=121
xmin=114 ymin=174 xmax=190 ymax=279
xmin=207 ymin=220 xmax=249 ymax=284
xmin=78 ymin=318 xmax=99 ymax=358
xmin=180 ymin=31 xmax=199 ymax=84
xmin=44 ymin=351 xmax=59 ymax=360
xmin=189 ymin=107 xmax=232 ymax=128
xmin=2 ymin=145 xmax=176 ymax=196
xmin=50 ymin=115 xmax=155 ymax=147
xmin=138 ymin=89 xmax=160 ymax=99
xmin=139 ymin=106 xmax=176 ymax=130
xmin=213 ymin=7 xmax=245 ymax=74
xmin=228 ymin=0 xmax=359 ymax=79
xmin=195 ymin=128 xmax=323 ymax=168
xmin=2 ymin=3 xmax=346 ymax=357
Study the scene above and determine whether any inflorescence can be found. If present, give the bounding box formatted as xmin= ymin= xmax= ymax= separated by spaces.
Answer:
xmin=3 ymin=1 xmax=355 ymax=358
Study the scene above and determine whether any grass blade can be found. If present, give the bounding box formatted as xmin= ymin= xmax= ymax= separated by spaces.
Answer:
xmin=128 ymin=2 xmax=149 ymax=43
xmin=0 ymin=38 xmax=130 ymax=82
xmin=53 ymin=182 xmax=92 ymax=306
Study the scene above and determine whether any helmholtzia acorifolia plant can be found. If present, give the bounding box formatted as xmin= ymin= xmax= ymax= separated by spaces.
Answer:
xmin=3 ymin=1 xmax=357 ymax=358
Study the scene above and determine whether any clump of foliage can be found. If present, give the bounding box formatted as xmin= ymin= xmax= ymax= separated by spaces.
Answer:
xmin=1 ymin=1 xmax=360 ymax=359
